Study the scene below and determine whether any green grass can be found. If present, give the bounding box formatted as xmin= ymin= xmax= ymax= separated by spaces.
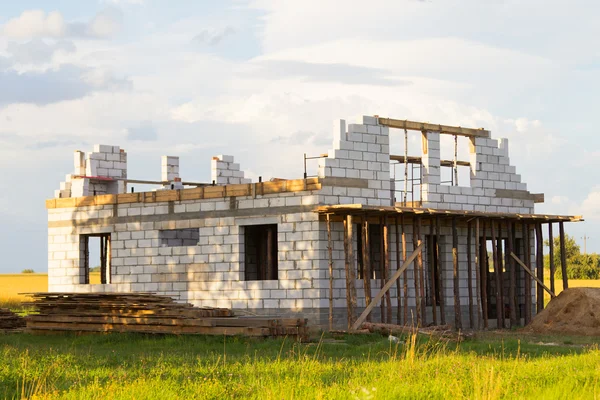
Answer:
xmin=1 ymin=332 xmax=599 ymax=399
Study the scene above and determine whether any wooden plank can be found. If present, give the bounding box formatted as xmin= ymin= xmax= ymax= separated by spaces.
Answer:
xmin=481 ymin=220 xmax=488 ymax=328
xmin=535 ymin=223 xmax=544 ymax=312
xmin=75 ymin=196 xmax=96 ymax=207
xmin=508 ymin=221 xmax=517 ymax=327
xmin=379 ymin=216 xmax=385 ymax=322
xmin=436 ymin=215 xmax=445 ymax=325
xmin=523 ymin=222 xmax=532 ymax=324
xmin=495 ymin=189 xmax=545 ymax=203
xmin=350 ymin=243 xmax=425 ymax=331
xmin=363 ymin=217 xmax=372 ymax=323
xmin=452 ymin=217 xmax=462 ymax=329
xmin=429 ymin=218 xmax=437 ymax=325
xmin=402 ymin=215 xmax=409 ymax=325
xmin=417 ymin=217 xmax=426 ymax=325
xmin=496 ymin=223 xmax=505 ymax=329
xmin=467 ymin=221 xmax=473 ymax=329
xmin=548 ymin=223 xmax=555 ymax=294
xmin=94 ymin=194 xmax=117 ymax=206
xmin=412 ymin=218 xmax=421 ymax=326
xmin=394 ymin=216 xmax=401 ymax=325
xmin=155 ymin=190 xmax=178 ymax=202
xmin=117 ymin=193 xmax=141 ymax=204
xmin=344 ymin=216 xmax=357 ymax=329
xmin=390 ymin=155 xmax=470 ymax=167
xmin=27 ymin=315 xmax=216 ymax=327
xmin=377 ymin=117 xmax=490 ymax=138
xmin=491 ymin=221 xmax=502 ymax=329
xmin=475 ymin=219 xmax=482 ymax=329
xmin=54 ymin=197 xmax=77 ymax=208
xmin=326 ymin=214 xmax=334 ymax=331
xmin=383 ymin=216 xmax=392 ymax=324
xmin=510 ymin=253 xmax=556 ymax=298
xmin=45 ymin=199 xmax=56 ymax=209
xmin=559 ymin=222 xmax=569 ymax=290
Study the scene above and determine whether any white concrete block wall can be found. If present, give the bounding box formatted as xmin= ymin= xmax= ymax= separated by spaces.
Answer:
xmin=55 ymin=144 xmax=128 ymax=198
xmin=211 ymin=155 xmax=251 ymax=185
xmin=420 ymin=132 xmax=534 ymax=214
xmin=318 ymin=117 xmax=391 ymax=206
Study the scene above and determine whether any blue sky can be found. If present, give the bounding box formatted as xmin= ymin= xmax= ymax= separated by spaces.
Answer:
xmin=0 ymin=0 xmax=598 ymax=273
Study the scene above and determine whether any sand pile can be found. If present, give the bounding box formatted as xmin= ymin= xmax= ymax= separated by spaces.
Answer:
xmin=526 ymin=288 xmax=600 ymax=336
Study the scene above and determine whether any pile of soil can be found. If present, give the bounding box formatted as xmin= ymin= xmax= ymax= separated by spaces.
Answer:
xmin=526 ymin=288 xmax=600 ymax=336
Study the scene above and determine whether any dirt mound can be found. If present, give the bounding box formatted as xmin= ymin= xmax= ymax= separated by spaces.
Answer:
xmin=526 ymin=288 xmax=600 ymax=336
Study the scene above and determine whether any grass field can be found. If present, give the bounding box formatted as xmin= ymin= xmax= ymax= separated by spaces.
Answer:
xmin=0 ymin=331 xmax=599 ymax=399
xmin=1 ymin=275 xmax=600 ymax=398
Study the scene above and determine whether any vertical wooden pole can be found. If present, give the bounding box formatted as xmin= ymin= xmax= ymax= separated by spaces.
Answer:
xmin=100 ymin=235 xmax=106 ymax=284
xmin=343 ymin=216 xmax=357 ymax=329
xmin=559 ymin=222 xmax=569 ymax=290
xmin=402 ymin=214 xmax=408 ymax=325
xmin=362 ymin=216 xmax=372 ymax=323
xmin=84 ymin=237 xmax=90 ymax=284
xmin=536 ymin=223 xmax=545 ymax=312
xmin=475 ymin=219 xmax=482 ymax=329
xmin=436 ymin=215 xmax=446 ymax=325
xmin=417 ymin=217 xmax=426 ymax=325
xmin=452 ymin=217 xmax=462 ymax=329
xmin=467 ymin=221 xmax=474 ymax=329
xmin=523 ymin=222 xmax=532 ymax=325
xmin=496 ymin=223 xmax=505 ymax=329
xmin=106 ymin=235 xmax=111 ymax=284
xmin=379 ymin=216 xmax=386 ymax=323
xmin=383 ymin=216 xmax=392 ymax=323
xmin=507 ymin=221 xmax=517 ymax=327
xmin=326 ymin=214 xmax=334 ymax=331
xmin=429 ymin=218 xmax=438 ymax=325
xmin=395 ymin=215 xmax=402 ymax=324
xmin=491 ymin=221 xmax=502 ymax=328
xmin=413 ymin=217 xmax=421 ymax=326
xmin=481 ymin=220 xmax=488 ymax=328
xmin=548 ymin=223 xmax=555 ymax=295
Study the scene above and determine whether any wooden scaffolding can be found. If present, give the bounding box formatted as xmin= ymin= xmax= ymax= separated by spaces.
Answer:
xmin=318 ymin=204 xmax=583 ymax=331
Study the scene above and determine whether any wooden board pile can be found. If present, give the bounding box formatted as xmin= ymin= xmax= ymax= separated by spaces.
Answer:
xmin=0 ymin=308 xmax=26 ymax=332
xmin=24 ymin=293 xmax=308 ymax=340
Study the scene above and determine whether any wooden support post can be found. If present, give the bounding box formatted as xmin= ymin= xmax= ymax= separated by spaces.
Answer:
xmin=510 ymin=252 xmax=556 ymax=298
xmin=379 ymin=216 xmax=385 ymax=323
xmin=402 ymin=215 xmax=408 ymax=325
xmin=452 ymin=217 xmax=462 ymax=330
xmin=417 ymin=217 xmax=426 ymax=325
xmin=496 ymin=223 xmax=505 ymax=329
xmin=106 ymin=235 xmax=111 ymax=284
xmin=351 ymin=243 xmax=425 ymax=331
xmin=467 ymin=221 xmax=474 ymax=329
xmin=343 ymin=216 xmax=358 ymax=329
xmin=507 ymin=221 xmax=517 ymax=328
xmin=491 ymin=220 xmax=502 ymax=328
xmin=481 ymin=220 xmax=488 ymax=328
xmin=523 ymin=222 xmax=532 ymax=325
xmin=559 ymin=221 xmax=569 ymax=290
xmin=535 ymin=223 xmax=545 ymax=312
xmin=326 ymin=214 xmax=334 ymax=331
xmin=548 ymin=223 xmax=555 ymax=295
xmin=395 ymin=216 xmax=402 ymax=325
xmin=84 ymin=237 xmax=90 ymax=285
xmin=413 ymin=217 xmax=421 ymax=326
xmin=383 ymin=216 xmax=392 ymax=324
xmin=362 ymin=216 xmax=372 ymax=323
xmin=429 ymin=218 xmax=438 ymax=325
xmin=475 ymin=219 xmax=482 ymax=329
xmin=436 ymin=215 xmax=446 ymax=325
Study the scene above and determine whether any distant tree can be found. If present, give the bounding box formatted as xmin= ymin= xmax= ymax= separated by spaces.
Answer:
xmin=544 ymin=234 xmax=580 ymax=270
xmin=89 ymin=266 xmax=101 ymax=272
xmin=21 ymin=269 xmax=35 ymax=274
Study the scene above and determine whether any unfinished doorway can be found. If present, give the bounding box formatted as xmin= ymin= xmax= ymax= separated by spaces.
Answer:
xmin=80 ymin=233 xmax=111 ymax=284
xmin=243 ymin=224 xmax=278 ymax=281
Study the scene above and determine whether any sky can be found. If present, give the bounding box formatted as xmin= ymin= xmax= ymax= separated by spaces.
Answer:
xmin=0 ymin=0 xmax=599 ymax=273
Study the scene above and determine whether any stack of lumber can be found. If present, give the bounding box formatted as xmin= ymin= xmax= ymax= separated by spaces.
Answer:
xmin=24 ymin=293 xmax=308 ymax=340
xmin=0 ymin=308 xmax=26 ymax=331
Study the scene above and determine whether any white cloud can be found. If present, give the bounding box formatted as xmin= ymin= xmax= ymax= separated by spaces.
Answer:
xmin=1 ymin=9 xmax=122 ymax=39
xmin=2 ymin=10 xmax=66 ymax=38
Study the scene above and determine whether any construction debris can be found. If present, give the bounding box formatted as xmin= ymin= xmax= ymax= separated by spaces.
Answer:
xmin=0 ymin=308 xmax=26 ymax=332
xmin=24 ymin=293 xmax=308 ymax=340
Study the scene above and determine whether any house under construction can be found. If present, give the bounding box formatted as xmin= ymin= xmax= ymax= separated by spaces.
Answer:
xmin=46 ymin=116 xmax=582 ymax=330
